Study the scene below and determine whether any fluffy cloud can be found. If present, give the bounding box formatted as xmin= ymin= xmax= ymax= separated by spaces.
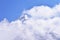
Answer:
xmin=0 ymin=4 xmax=60 ymax=40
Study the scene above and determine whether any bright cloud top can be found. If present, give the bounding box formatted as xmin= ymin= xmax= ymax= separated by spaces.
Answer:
xmin=0 ymin=4 xmax=60 ymax=40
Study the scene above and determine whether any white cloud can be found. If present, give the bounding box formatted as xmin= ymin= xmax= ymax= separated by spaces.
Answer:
xmin=0 ymin=4 xmax=60 ymax=40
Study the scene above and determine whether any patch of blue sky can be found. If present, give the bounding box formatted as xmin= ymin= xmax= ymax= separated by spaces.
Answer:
xmin=0 ymin=0 xmax=60 ymax=22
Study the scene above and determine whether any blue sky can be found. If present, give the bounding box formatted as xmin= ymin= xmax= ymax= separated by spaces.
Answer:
xmin=0 ymin=0 xmax=60 ymax=22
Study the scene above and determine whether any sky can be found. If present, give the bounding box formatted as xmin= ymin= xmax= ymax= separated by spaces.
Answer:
xmin=0 ymin=0 xmax=60 ymax=40
xmin=0 ymin=0 xmax=60 ymax=21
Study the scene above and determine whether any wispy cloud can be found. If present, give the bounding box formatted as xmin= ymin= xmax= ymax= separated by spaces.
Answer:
xmin=0 ymin=4 xmax=60 ymax=40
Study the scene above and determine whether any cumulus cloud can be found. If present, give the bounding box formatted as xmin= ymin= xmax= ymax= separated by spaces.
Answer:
xmin=0 ymin=4 xmax=60 ymax=40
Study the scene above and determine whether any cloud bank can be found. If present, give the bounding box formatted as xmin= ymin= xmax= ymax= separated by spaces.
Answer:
xmin=0 ymin=4 xmax=60 ymax=40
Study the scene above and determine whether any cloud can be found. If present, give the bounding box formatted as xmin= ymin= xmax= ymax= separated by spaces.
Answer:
xmin=0 ymin=4 xmax=60 ymax=40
